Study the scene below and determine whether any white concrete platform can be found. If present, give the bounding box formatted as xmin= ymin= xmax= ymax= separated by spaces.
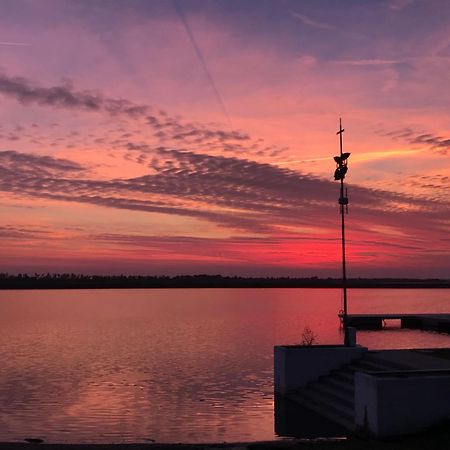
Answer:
xmin=275 ymin=346 xmax=450 ymax=437
xmin=355 ymin=368 xmax=450 ymax=437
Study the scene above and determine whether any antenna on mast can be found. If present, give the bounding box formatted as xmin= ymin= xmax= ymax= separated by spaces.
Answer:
xmin=333 ymin=118 xmax=350 ymax=344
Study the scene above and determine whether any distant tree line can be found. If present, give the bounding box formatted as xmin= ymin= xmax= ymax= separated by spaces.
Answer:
xmin=0 ymin=273 xmax=449 ymax=289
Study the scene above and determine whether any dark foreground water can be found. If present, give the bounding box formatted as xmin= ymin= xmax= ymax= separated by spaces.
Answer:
xmin=0 ymin=288 xmax=449 ymax=443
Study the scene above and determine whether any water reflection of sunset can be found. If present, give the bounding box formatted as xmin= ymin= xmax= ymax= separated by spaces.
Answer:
xmin=0 ymin=289 xmax=448 ymax=443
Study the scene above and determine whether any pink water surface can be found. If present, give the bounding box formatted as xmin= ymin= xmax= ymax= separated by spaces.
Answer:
xmin=0 ymin=288 xmax=448 ymax=443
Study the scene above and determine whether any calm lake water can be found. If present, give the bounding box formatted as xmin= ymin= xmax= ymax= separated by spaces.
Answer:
xmin=0 ymin=288 xmax=449 ymax=443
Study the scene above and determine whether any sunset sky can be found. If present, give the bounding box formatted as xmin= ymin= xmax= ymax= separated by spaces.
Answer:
xmin=0 ymin=0 xmax=449 ymax=277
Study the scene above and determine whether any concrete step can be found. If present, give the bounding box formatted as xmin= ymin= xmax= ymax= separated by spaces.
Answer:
xmin=311 ymin=381 xmax=354 ymax=409
xmin=320 ymin=374 xmax=354 ymax=395
xmin=291 ymin=389 xmax=355 ymax=430
xmin=331 ymin=367 xmax=356 ymax=383
xmin=285 ymin=354 xmax=382 ymax=430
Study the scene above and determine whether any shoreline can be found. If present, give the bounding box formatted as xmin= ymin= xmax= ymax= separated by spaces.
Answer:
xmin=0 ymin=439 xmax=343 ymax=449
xmin=1 ymin=424 xmax=450 ymax=450
xmin=0 ymin=434 xmax=449 ymax=450
xmin=1 ymin=276 xmax=450 ymax=290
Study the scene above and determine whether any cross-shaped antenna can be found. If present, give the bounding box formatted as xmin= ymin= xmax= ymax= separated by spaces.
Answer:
xmin=333 ymin=118 xmax=350 ymax=342
xmin=337 ymin=118 xmax=345 ymax=158
xmin=333 ymin=118 xmax=350 ymax=181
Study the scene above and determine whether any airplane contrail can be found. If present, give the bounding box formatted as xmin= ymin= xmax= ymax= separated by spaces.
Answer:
xmin=276 ymin=156 xmax=331 ymax=165
xmin=277 ymin=148 xmax=426 ymax=166
xmin=172 ymin=0 xmax=231 ymax=126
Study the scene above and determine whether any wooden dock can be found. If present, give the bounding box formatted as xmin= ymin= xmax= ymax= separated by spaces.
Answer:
xmin=339 ymin=313 xmax=450 ymax=332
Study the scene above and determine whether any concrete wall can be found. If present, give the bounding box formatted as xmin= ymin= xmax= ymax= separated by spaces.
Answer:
xmin=355 ymin=370 xmax=450 ymax=437
xmin=274 ymin=344 xmax=367 ymax=394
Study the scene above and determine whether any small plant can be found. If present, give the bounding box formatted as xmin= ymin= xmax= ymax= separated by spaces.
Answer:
xmin=300 ymin=326 xmax=317 ymax=346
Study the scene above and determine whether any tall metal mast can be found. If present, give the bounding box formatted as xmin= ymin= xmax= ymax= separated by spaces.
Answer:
xmin=333 ymin=118 xmax=350 ymax=331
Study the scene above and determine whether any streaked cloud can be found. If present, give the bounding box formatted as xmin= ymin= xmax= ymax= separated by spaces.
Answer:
xmin=0 ymin=149 xmax=447 ymax=239
xmin=382 ymin=127 xmax=450 ymax=155
xmin=332 ymin=59 xmax=401 ymax=66
xmin=0 ymin=73 xmax=149 ymax=117
xmin=0 ymin=41 xmax=30 ymax=46
xmin=291 ymin=12 xmax=334 ymax=30
xmin=0 ymin=73 xmax=250 ymax=143
xmin=0 ymin=225 xmax=50 ymax=239
xmin=388 ymin=0 xmax=415 ymax=11
xmin=0 ymin=149 xmax=85 ymax=175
